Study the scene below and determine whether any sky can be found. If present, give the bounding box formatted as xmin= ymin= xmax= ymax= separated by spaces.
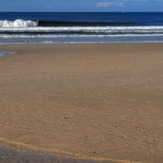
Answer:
xmin=0 ymin=0 xmax=163 ymax=12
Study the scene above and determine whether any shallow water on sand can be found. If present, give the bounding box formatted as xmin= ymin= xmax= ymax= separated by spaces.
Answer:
xmin=0 ymin=144 xmax=111 ymax=163
xmin=0 ymin=51 xmax=16 ymax=57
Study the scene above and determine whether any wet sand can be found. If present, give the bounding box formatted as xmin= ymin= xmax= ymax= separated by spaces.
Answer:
xmin=0 ymin=143 xmax=110 ymax=163
xmin=0 ymin=43 xmax=163 ymax=163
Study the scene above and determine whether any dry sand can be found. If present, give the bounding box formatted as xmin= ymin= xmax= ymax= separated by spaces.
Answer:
xmin=0 ymin=43 xmax=163 ymax=163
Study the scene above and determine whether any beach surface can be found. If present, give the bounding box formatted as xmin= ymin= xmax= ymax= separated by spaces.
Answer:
xmin=0 ymin=43 xmax=163 ymax=163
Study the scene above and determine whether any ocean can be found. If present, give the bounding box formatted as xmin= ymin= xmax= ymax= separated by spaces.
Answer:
xmin=0 ymin=12 xmax=163 ymax=44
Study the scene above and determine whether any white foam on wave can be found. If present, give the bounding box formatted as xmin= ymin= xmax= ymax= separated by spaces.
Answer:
xmin=1 ymin=33 xmax=163 ymax=39
xmin=1 ymin=25 xmax=163 ymax=31
xmin=0 ymin=19 xmax=37 ymax=28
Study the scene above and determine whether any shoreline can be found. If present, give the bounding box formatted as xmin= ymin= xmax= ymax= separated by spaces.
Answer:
xmin=0 ymin=137 xmax=130 ymax=163
xmin=0 ymin=43 xmax=163 ymax=162
xmin=1 ymin=41 xmax=163 ymax=45
xmin=0 ymin=141 xmax=113 ymax=163
xmin=0 ymin=146 xmax=111 ymax=163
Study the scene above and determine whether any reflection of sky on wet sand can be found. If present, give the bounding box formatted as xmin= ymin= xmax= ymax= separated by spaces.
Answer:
xmin=0 ymin=51 xmax=16 ymax=57
xmin=0 ymin=144 xmax=109 ymax=163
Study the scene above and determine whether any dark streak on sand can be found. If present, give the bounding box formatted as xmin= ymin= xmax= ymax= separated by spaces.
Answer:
xmin=0 ymin=144 xmax=111 ymax=163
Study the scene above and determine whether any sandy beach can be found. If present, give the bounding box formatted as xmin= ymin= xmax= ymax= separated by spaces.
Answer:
xmin=0 ymin=43 xmax=163 ymax=163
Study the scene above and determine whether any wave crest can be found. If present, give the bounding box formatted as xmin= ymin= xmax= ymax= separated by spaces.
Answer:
xmin=0 ymin=19 xmax=38 ymax=28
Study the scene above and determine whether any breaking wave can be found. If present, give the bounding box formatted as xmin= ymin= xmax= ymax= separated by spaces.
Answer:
xmin=1 ymin=19 xmax=163 ymax=28
xmin=0 ymin=19 xmax=38 ymax=28
xmin=0 ymin=19 xmax=141 ymax=28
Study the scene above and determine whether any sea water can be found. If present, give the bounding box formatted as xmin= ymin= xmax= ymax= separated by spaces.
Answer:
xmin=0 ymin=51 xmax=16 ymax=57
xmin=0 ymin=12 xmax=163 ymax=44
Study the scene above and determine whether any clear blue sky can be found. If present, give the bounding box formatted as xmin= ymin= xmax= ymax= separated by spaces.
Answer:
xmin=0 ymin=0 xmax=163 ymax=12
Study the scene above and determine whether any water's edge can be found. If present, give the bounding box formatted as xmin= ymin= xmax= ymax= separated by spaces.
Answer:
xmin=0 ymin=51 xmax=16 ymax=57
